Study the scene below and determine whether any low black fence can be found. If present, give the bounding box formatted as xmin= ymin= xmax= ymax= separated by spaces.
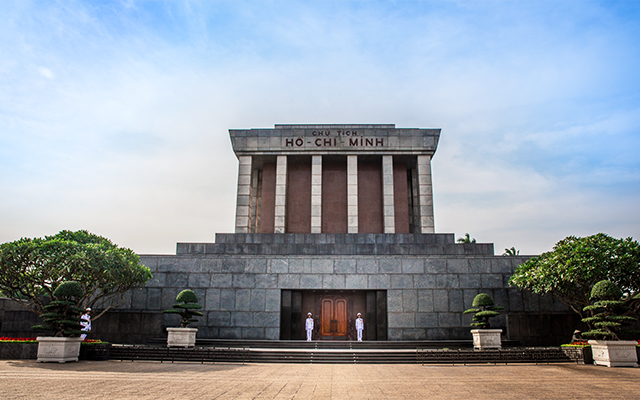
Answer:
xmin=417 ymin=348 xmax=572 ymax=365
xmin=110 ymin=345 xmax=250 ymax=364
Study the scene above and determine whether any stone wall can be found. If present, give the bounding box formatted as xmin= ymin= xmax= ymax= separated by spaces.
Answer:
xmin=0 ymin=235 xmax=577 ymax=345
xmin=62 ymin=251 xmax=570 ymax=344
xmin=0 ymin=299 xmax=40 ymax=338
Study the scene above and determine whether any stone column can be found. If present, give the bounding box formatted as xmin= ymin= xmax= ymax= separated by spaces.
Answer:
xmin=311 ymin=155 xmax=322 ymax=233
xmin=417 ymin=155 xmax=435 ymax=233
xmin=249 ymin=167 xmax=261 ymax=233
xmin=347 ymin=155 xmax=358 ymax=233
xmin=274 ymin=155 xmax=288 ymax=233
xmin=382 ymin=155 xmax=395 ymax=233
xmin=234 ymin=156 xmax=252 ymax=233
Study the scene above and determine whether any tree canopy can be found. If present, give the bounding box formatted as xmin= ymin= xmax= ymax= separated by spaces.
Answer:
xmin=503 ymin=247 xmax=520 ymax=256
xmin=457 ymin=233 xmax=476 ymax=244
xmin=509 ymin=233 xmax=640 ymax=319
xmin=0 ymin=230 xmax=152 ymax=320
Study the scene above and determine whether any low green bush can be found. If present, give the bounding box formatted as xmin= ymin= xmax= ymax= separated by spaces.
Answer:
xmin=80 ymin=339 xmax=109 ymax=345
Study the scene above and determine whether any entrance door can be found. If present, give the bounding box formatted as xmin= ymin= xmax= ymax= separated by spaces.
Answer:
xmin=321 ymin=297 xmax=347 ymax=340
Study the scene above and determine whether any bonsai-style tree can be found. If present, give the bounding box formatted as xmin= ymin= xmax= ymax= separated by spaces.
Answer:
xmin=581 ymin=280 xmax=639 ymax=341
xmin=163 ymin=290 xmax=203 ymax=328
xmin=509 ymin=234 xmax=640 ymax=321
xmin=33 ymin=281 xmax=84 ymax=337
xmin=463 ymin=293 xmax=503 ymax=329
xmin=0 ymin=230 xmax=152 ymax=321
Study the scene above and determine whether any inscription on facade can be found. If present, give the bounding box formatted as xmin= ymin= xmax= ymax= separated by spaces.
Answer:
xmin=285 ymin=135 xmax=385 ymax=148
xmin=311 ymin=130 xmax=358 ymax=136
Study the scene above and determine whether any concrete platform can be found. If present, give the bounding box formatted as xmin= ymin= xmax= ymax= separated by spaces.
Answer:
xmin=0 ymin=360 xmax=639 ymax=399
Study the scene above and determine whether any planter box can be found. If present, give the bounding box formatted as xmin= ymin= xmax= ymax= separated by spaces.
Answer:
xmin=471 ymin=329 xmax=502 ymax=350
xmin=588 ymin=340 xmax=638 ymax=368
xmin=0 ymin=342 xmax=38 ymax=360
xmin=167 ymin=327 xmax=197 ymax=348
xmin=36 ymin=337 xmax=83 ymax=363
xmin=561 ymin=346 xmax=593 ymax=364
xmin=79 ymin=343 xmax=111 ymax=361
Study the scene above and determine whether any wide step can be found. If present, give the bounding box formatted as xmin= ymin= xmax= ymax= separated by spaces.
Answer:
xmin=109 ymin=345 xmax=572 ymax=364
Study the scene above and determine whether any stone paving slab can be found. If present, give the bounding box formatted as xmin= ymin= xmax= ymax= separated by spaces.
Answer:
xmin=0 ymin=360 xmax=638 ymax=399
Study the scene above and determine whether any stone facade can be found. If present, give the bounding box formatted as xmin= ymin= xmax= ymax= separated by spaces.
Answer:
xmin=0 ymin=233 xmax=576 ymax=345
xmin=124 ymin=236 xmax=569 ymax=342
xmin=229 ymin=124 xmax=440 ymax=155
xmin=0 ymin=124 xmax=580 ymax=345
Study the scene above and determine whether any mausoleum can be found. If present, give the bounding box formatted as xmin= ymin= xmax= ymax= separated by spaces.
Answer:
xmin=230 ymin=124 xmax=438 ymax=235
xmin=0 ymin=124 xmax=578 ymax=345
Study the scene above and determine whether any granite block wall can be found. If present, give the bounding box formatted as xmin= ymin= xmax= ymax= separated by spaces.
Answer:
xmin=177 ymin=233 xmax=493 ymax=256
xmin=0 ymin=251 xmax=574 ymax=345
xmin=51 ymin=253 xmax=570 ymax=344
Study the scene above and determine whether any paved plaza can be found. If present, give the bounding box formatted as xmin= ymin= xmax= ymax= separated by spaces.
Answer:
xmin=0 ymin=360 xmax=638 ymax=399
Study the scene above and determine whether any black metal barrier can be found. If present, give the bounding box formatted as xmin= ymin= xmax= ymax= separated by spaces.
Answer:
xmin=417 ymin=348 xmax=572 ymax=365
xmin=110 ymin=345 xmax=250 ymax=364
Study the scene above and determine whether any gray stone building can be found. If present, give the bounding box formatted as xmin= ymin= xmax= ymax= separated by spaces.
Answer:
xmin=0 ymin=125 xmax=578 ymax=345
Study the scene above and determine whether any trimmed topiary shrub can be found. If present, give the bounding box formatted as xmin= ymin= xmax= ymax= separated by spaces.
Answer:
xmin=463 ymin=293 xmax=503 ymax=329
xmin=163 ymin=289 xmax=204 ymax=328
xmin=581 ymin=280 xmax=638 ymax=340
xmin=32 ymin=281 xmax=84 ymax=337
xmin=176 ymin=289 xmax=198 ymax=304
xmin=590 ymin=280 xmax=623 ymax=301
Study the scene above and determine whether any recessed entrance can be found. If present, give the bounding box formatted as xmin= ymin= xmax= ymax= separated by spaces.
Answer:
xmin=280 ymin=290 xmax=387 ymax=341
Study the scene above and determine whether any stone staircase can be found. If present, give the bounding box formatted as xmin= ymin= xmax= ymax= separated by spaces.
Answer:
xmin=109 ymin=340 xmax=573 ymax=364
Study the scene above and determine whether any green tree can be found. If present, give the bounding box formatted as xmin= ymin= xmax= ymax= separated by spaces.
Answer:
xmin=503 ymin=247 xmax=520 ymax=256
xmin=457 ymin=233 xmax=476 ymax=244
xmin=509 ymin=234 xmax=640 ymax=320
xmin=0 ymin=230 xmax=152 ymax=320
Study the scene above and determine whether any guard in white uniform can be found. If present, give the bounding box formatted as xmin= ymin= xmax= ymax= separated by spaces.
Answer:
xmin=80 ymin=308 xmax=92 ymax=340
xmin=305 ymin=312 xmax=314 ymax=341
xmin=355 ymin=313 xmax=364 ymax=342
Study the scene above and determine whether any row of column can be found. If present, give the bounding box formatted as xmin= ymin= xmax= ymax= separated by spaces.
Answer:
xmin=235 ymin=155 xmax=435 ymax=234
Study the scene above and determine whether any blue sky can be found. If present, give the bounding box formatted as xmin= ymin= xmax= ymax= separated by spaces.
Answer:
xmin=1 ymin=0 xmax=639 ymax=255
